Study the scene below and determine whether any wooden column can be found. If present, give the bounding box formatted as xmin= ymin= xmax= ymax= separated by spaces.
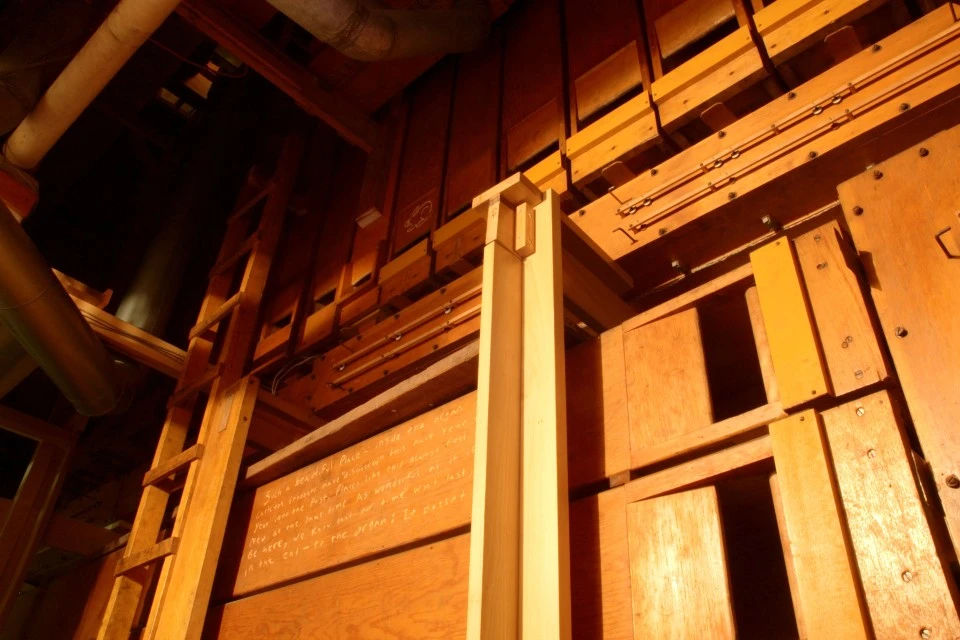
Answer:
xmin=467 ymin=195 xmax=523 ymax=640
xmin=467 ymin=176 xmax=572 ymax=639
xmin=522 ymin=190 xmax=571 ymax=640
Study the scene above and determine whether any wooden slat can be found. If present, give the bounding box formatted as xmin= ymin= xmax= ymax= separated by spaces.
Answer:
xmin=168 ymin=363 xmax=223 ymax=408
xmin=188 ymin=292 xmax=241 ymax=342
xmin=623 ymin=308 xmax=713 ymax=468
xmin=768 ymin=472 xmax=807 ymax=638
xmin=750 ymin=238 xmax=830 ymax=408
xmin=656 ymin=0 xmax=737 ymax=60
xmin=561 ymin=250 xmax=636 ymax=331
xmin=467 ymin=194 xmax=523 ymax=640
xmin=823 ymin=391 xmax=960 ymax=639
xmin=559 ymin=214 xmax=634 ymax=296
xmin=142 ymin=444 xmax=203 ymax=488
xmin=769 ymin=410 xmax=869 ymax=638
xmin=793 ymin=222 xmax=889 ymax=397
xmin=626 ymin=487 xmax=736 ymax=638
xmin=633 ymin=401 xmax=785 ymax=469
xmin=566 ymin=327 xmax=631 ymax=488
xmin=522 ymin=190 xmax=572 ymax=640
xmin=115 ymin=537 xmax=179 ymax=576
xmin=838 ymin=128 xmax=960 ymax=555
xmin=625 ymin=435 xmax=773 ymax=502
xmin=569 ymin=487 xmax=632 ymax=640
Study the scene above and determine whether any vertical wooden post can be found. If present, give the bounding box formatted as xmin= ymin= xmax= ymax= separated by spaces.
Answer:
xmin=467 ymin=195 xmax=523 ymax=640
xmin=522 ymin=190 xmax=571 ymax=640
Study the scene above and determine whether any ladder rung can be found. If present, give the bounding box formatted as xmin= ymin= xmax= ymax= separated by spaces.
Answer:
xmin=168 ymin=363 xmax=224 ymax=408
xmin=210 ymin=233 xmax=259 ymax=278
xmin=189 ymin=292 xmax=242 ymax=342
xmin=142 ymin=444 xmax=204 ymax=488
xmin=115 ymin=537 xmax=179 ymax=576
xmin=228 ymin=180 xmax=275 ymax=223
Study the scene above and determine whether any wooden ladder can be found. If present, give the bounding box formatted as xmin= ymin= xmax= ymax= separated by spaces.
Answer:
xmin=97 ymin=134 xmax=304 ymax=640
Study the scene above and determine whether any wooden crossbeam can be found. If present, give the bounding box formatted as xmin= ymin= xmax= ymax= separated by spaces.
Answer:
xmin=0 ymin=405 xmax=77 ymax=449
xmin=142 ymin=444 xmax=203 ymax=488
xmin=115 ymin=537 xmax=179 ymax=576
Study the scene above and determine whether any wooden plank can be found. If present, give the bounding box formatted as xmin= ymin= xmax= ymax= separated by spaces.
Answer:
xmin=793 ymin=222 xmax=889 ymax=397
xmin=522 ymin=190 xmax=571 ymax=640
xmin=472 ymin=172 xmax=543 ymax=210
xmin=745 ymin=285 xmax=780 ymax=403
xmin=176 ymin=0 xmax=376 ymax=151
xmin=822 ymin=391 xmax=960 ymax=639
xmin=221 ymin=393 xmax=474 ymax=597
xmin=569 ymin=487 xmax=632 ymax=640
xmin=188 ymin=291 xmax=241 ymax=342
xmin=837 ymin=128 xmax=960 ymax=555
xmin=633 ymin=401 xmax=786 ymax=469
xmin=391 ymin=61 xmax=454 ymax=255
xmin=768 ymin=410 xmax=870 ymax=639
xmin=625 ymin=435 xmax=772 ymax=502
xmin=115 ymin=537 xmax=179 ymax=576
xmin=142 ymin=444 xmax=202 ymax=488
xmin=768 ymin=472 xmax=807 ymax=638
xmin=626 ymin=487 xmax=736 ymax=639
xmin=443 ymin=34 xmax=503 ymax=219
xmin=566 ymin=328 xmax=631 ymax=488
xmin=0 ymin=405 xmax=77 ymax=449
xmin=623 ymin=308 xmax=714 ymax=468
xmin=466 ymin=202 xmax=523 ymax=640
xmin=207 ymin=532 xmax=470 ymax=639
xmin=750 ymin=238 xmax=830 ymax=407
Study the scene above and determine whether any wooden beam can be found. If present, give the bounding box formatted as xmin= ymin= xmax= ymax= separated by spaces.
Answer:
xmin=73 ymin=297 xmax=186 ymax=379
xmin=243 ymin=340 xmax=479 ymax=488
xmin=522 ymin=190 xmax=572 ymax=640
xmin=562 ymin=250 xmax=636 ymax=331
xmin=177 ymin=0 xmax=377 ymax=152
xmin=0 ymin=404 xmax=77 ymax=449
xmin=769 ymin=410 xmax=869 ymax=638
xmin=467 ymin=193 xmax=523 ymax=640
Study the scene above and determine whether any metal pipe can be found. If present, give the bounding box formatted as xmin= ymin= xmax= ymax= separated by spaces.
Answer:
xmin=2 ymin=0 xmax=182 ymax=170
xmin=265 ymin=0 xmax=490 ymax=62
xmin=0 ymin=202 xmax=120 ymax=415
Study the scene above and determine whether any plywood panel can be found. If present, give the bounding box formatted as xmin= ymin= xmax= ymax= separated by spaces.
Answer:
xmin=565 ymin=327 xmax=631 ymax=487
xmin=838 ymin=129 xmax=960 ymax=555
xmin=793 ymin=222 xmax=889 ymax=398
xmin=392 ymin=61 xmax=454 ymax=255
xmin=569 ymin=487 xmax=632 ymax=640
xmin=207 ymin=533 xmax=470 ymax=640
xmin=769 ymin=410 xmax=870 ymax=639
xmin=750 ymin=238 xmax=830 ymax=408
xmin=822 ymin=391 xmax=960 ymax=640
xmin=218 ymin=393 xmax=475 ymax=597
xmin=443 ymin=35 xmax=503 ymax=219
xmin=626 ymin=487 xmax=736 ymax=639
xmin=623 ymin=308 xmax=713 ymax=469
xmin=502 ymin=0 xmax=564 ymax=172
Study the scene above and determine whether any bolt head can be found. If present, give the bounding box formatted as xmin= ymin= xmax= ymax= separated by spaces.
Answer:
xmin=946 ymin=475 xmax=960 ymax=489
xmin=852 ymin=205 xmax=864 ymax=216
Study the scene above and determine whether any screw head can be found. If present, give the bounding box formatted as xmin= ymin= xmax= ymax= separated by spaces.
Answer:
xmin=817 ymin=262 xmax=828 ymax=270
xmin=900 ymin=102 xmax=911 ymax=112
xmin=852 ymin=205 xmax=864 ymax=216
xmin=718 ymin=130 xmax=726 ymax=138
xmin=658 ymin=228 xmax=667 ymax=236
xmin=814 ymin=234 xmax=822 ymax=242
xmin=919 ymin=147 xmax=930 ymax=157
xmin=728 ymin=191 xmax=737 ymax=200
xmin=873 ymin=170 xmax=884 ymax=180
xmin=946 ymin=475 xmax=960 ymax=489
xmin=920 ymin=628 xmax=932 ymax=639
xmin=858 ymin=407 xmax=867 ymax=417
xmin=787 ymin=91 xmax=797 ymax=100
xmin=902 ymin=570 xmax=913 ymax=582
xmin=867 ymin=448 xmax=876 ymax=457
xmin=671 ymin=260 xmax=684 ymax=273
xmin=651 ymin=168 xmax=659 ymax=176
xmin=808 ymin=151 xmax=818 ymax=159
xmin=872 ymin=43 xmax=882 ymax=52
xmin=578 ymin=209 xmax=586 ymax=216
xmin=895 ymin=326 xmax=908 ymax=338
xmin=855 ymin=370 xmax=864 ymax=379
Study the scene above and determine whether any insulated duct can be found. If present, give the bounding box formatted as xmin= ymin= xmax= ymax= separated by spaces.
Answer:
xmin=264 ymin=0 xmax=491 ymax=61
xmin=0 ymin=202 xmax=120 ymax=415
